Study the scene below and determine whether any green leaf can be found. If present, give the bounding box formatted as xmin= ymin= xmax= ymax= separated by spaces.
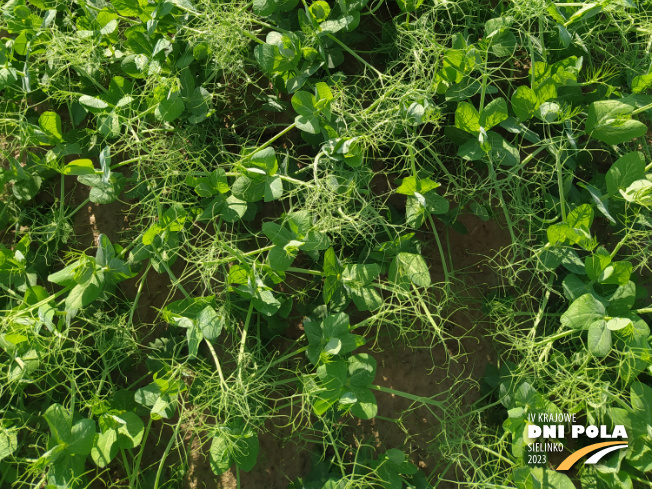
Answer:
xmin=79 ymin=95 xmax=109 ymax=112
xmin=264 ymin=175 xmax=283 ymax=201
xmin=396 ymin=176 xmax=439 ymax=195
xmin=607 ymin=281 xmax=636 ymax=315
xmin=115 ymin=412 xmax=144 ymax=449
xmin=632 ymin=73 xmax=652 ymax=94
xmin=586 ymin=100 xmax=647 ymax=146
xmin=560 ymin=293 xmax=605 ymax=330
xmin=295 ymin=114 xmax=320 ymax=133
xmin=233 ymin=433 xmax=259 ymax=472
xmin=512 ymin=86 xmax=538 ymax=121
xmin=490 ymin=30 xmax=517 ymax=57
xmin=232 ymin=176 xmax=265 ymax=202
xmin=513 ymin=466 xmax=575 ymax=489
xmin=187 ymin=86 xmax=211 ymax=116
xmin=291 ymin=91 xmax=316 ymax=117
xmin=389 ymin=252 xmax=431 ymax=289
xmin=480 ymin=98 xmax=509 ymax=130
xmin=91 ymin=429 xmax=118 ymax=468
xmin=486 ymin=132 xmax=520 ymax=166
xmin=0 ymin=428 xmax=18 ymax=462
xmin=620 ymin=179 xmax=652 ymax=206
xmin=156 ymin=94 xmax=185 ymax=122
xmin=585 ymin=247 xmax=611 ymax=282
xmin=112 ymin=0 xmax=142 ymax=16
xmin=98 ymin=113 xmax=121 ymax=138
xmin=567 ymin=204 xmax=594 ymax=231
xmin=606 ymin=317 xmax=632 ymax=331
xmin=48 ymin=261 xmax=80 ymax=287
xmin=606 ymin=151 xmax=646 ymax=196
xmin=588 ymin=319 xmax=611 ymax=357
xmin=62 ymin=159 xmax=95 ymax=176
xmin=39 ymin=111 xmax=64 ymax=143
xmin=455 ymin=101 xmax=480 ymax=134
xmin=564 ymin=2 xmax=602 ymax=26
xmin=600 ymin=261 xmax=632 ymax=286
xmin=65 ymin=273 xmax=103 ymax=312
xmin=268 ymin=245 xmax=296 ymax=271
xmin=209 ymin=433 xmax=232 ymax=475
xmin=197 ymin=306 xmax=224 ymax=340
xmin=222 ymin=195 xmax=248 ymax=223
xmin=396 ymin=0 xmax=424 ymax=12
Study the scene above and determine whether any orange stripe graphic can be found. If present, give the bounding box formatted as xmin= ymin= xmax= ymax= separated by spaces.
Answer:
xmin=557 ymin=441 xmax=628 ymax=471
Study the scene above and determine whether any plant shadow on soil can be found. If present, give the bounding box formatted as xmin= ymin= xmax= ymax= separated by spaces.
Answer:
xmin=70 ymin=180 xmax=512 ymax=488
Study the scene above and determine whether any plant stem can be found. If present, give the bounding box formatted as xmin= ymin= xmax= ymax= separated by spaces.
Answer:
xmin=203 ymin=245 xmax=275 ymax=266
xmin=535 ymin=328 xmax=576 ymax=347
xmin=205 ymin=339 xmax=228 ymax=389
xmin=268 ymin=345 xmax=308 ymax=369
xmin=130 ymin=417 xmax=153 ymax=487
xmin=128 ymin=262 xmax=151 ymax=326
xmin=238 ymin=302 xmax=254 ymax=382
xmin=555 ymin=151 xmax=567 ymax=222
xmin=427 ymin=214 xmax=452 ymax=285
xmin=153 ymin=415 xmax=182 ymax=489
xmin=154 ymin=247 xmax=190 ymax=299
xmin=325 ymin=33 xmax=385 ymax=84
xmin=487 ymin=158 xmax=517 ymax=246
xmin=370 ymin=384 xmax=445 ymax=409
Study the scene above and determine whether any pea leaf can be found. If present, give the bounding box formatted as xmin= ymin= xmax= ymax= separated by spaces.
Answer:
xmin=79 ymin=95 xmax=109 ymax=113
xmin=480 ymin=98 xmax=509 ymax=130
xmin=560 ymin=293 xmax=605 ymax=330
xmin=38 ymin=111 xmax=64 ymax=143
xmin=586 ymin=100 xmax=647 ymax=145
xmin=513 ymin=467 xmax=575 ymax=489
xmin=588 ymin=319 xmax=611 ymax=357
xmin=156 ymin=94 xmax=185 ymax=122
xmin=512 ymin=86 xmax=538 ymax=121
xmin=305 ymin=312 xmax=364 ymax=364
xmin=455 ymin=101 xmax=480 ymax=134
xmin=606 ymin=151 xmax=646 ymax=196
xmin=63 ymin=159 xmax=95 ymax=176
xmin=0 ymin=427 xmax=18 ymax=461
xmin=209 ymin=433 xmax=232 ymax=475
xmin=389 ymin=252 xmax=431 ymax=289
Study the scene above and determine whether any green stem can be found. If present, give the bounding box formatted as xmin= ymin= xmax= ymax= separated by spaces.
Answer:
xmin=153 ymin=416 xmax=183 ymax=489
xmin=285 ymin=266 xmax=323 ymax=276
xmin=325 ymin=33 xmax=385 ymax=83
xmin=128 ymin=262 xmax=151 ymax=327
xmin=325 ymin=425 xmax=346 ymax=477
xmin=238 ymin=302 xmax=254 ymax=382
xmin=555 ymin=152 xmax=567 ymax=222
xmin=370 ymin=384 xmax=444 ymax=409
xmin=205 ymin=339 xmax=228 ymax=389
xmin=120 ymin=448 xmax=133 ymax=482
xmin=130 ymin=417 xmax=153 ymax=487
xmin=535 ymin=328 xmax=576 ymax=347
xmin=472 ymin=443 xmax=515 ymax=466
xmin=203 ymin=245 xmax=275 ymax=266
xmin=427 ymin=214 xmax=452 ymax=284
xmin=268 ymin=345 xmax=308 ymax=369
xmin=487 ymin=158 xmax=517 ymax=246
xmin=635 ymin=307 xmax=652 ymax=314
xmin=66 ymin=197 xmax=91 ymax=220
xmin=154 ymin=247 xmax=190 ymax=299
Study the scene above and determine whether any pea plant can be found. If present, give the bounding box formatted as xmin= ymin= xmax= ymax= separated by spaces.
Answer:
xmin=1 ymin=0 xmax=651 ymax=488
